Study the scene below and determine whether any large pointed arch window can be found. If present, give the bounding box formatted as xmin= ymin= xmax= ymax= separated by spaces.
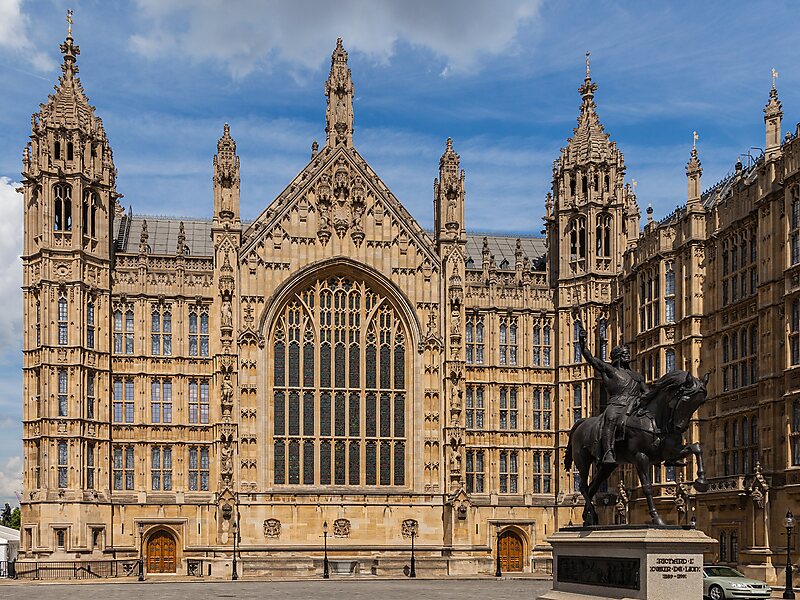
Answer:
xmin=272 ymin=276 xmax=407 ymax=487
xmin=53 ymin=183 xmax=72 ymax=231
xmin=568 ymin=217 xmax=586 ymax=267
xmin=596 ymin=213 xmax=612 ymax=259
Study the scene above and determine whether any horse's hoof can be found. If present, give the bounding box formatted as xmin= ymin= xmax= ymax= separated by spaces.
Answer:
xmin=693 ymin=479 xmax=709 ymax=492
xmin=651 ymin=516 xmax=667 ymax=527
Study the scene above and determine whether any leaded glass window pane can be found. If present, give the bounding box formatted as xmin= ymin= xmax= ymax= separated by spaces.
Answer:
xmin=303 ymin=392 xmax=314 ymax=436
xmin=288 ymin=440 xmax=300 ymax=484
xmin=380 ymin=346 xmax=391 ymax=389
xmin=394 ymin=442 xmax=405 ymax=485
xmin=366 ymin=441 xmax=377 ymax=485
xmin=380 ymin=441 xmax=391 ymax=485
xmin=349 ymin=441 xmax=360 ymax=485
xmin=366 ymin=393 xmax=377 ymax=437
xmin=321 ymin=344 xmax=331 ymax=388
xmin=335 ymin=344 xmax=346 ymax=388
xmin=349 ymin=393 xmax=360 ymax=437
xmin=320 ymin=392 xmax=331 ymax=437
xmin=274 ymin=342 xmax=285 ymax=387
xmin=335 ymin=392 xmax=346 ymax=437
xmin=303 ymin=441 xmax=314 ymax=484
xmin=274 ymin=392 xmax=285 ymax=437
xmin=274 ymin=441 xmax=285 ymax=484
xmin=304 ymin=341 xmax=314 ymax=387
xmin=394 ymin=394 xmax=405 ymax=438
xmin=335 ymin=441 xmax=346 ymax=485
xmin=380 ymin=393 xmax=391 ymax=437
xmin=320 ymin=440 xmax=331 ymax=485
xmin=349 ymin=344 xmax=359 ymax=388
xmin=366 ymin=345 xmax=376 ymax=388
xmin=289 ymin=342 xmax=300 ymax=388
xmin=289 ymin=391 xmax=300 ymax=436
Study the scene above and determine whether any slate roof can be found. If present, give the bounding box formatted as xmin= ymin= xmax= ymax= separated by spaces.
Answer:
xmin=113 ymin=215 xmax=547 ymax=269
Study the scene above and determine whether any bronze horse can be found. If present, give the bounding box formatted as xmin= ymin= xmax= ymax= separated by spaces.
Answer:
xmin=564 ymin=370 xmax=710 ymax=526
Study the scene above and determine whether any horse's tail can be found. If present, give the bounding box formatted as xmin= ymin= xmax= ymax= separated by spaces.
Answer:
xmin=564 ymin=420 xmax=581 ymax=471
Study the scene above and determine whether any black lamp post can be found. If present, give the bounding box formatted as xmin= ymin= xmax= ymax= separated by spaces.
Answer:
xmin=232 ymin=519 xmax=239 ymax=580
xmin=785 ymin=510 xmax=795 ymax=600
xmin=137 ymin=522 xmax=145 ymax=582
xmin=410 ymin=521 xmax=417 ymax=578
xmin=495 ymin=523 xmax=502 ymax=578
xmin=323 ymin=521 xmax=329 ymax=579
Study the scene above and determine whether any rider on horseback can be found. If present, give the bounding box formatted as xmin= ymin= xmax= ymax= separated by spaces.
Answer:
xmin=578 ymin=321 xmax=648 ymax=465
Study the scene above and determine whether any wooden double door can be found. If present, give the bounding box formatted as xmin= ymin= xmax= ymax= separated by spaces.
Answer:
xmin=499 ymin=530 xmax=524 ymax=572
xmin=147 ymin=531 xmax=177 ymax=573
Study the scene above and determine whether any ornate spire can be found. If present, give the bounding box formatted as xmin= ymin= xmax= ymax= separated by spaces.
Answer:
xmin=60 ymin=9 xmax=80 ymax=81
xmin=325 ymin=38 xmax=354 ymax=147
xmin=213 ymin=123 xmax=240 ymax=222
xmin=435 ymin=137 xmax=465 ymax=237
xmin=686 ymin=132 xmax=702 ymax=206
xmin=560 ymin=51 xmax=613 ymax=165
xmin=765 ymin=68 xmax=783 ymax=157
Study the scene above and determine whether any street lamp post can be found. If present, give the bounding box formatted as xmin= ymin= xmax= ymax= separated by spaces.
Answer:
xmin=410 ymin=522 xmax=417 ymax=578
xmin=785 ymin=510 xmax=795 ymax=600
xmin=495 ymin=523 xmax=502 ymax=578
xmin=323 ymin=521 xmax=329 ymax=579
xmin=137 ymin=523 xmax=145 ymax=582
xmin=232 ymin=519 xmax=239 ymax=581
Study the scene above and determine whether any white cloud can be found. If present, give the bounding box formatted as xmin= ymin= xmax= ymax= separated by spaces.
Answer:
xmin=0 ymin=0 xmax=54 ymax=72
xmin=0 ymin=179 xmax=22 ymax=356
xmin=0 ymin=455 xmax=21 ymax=506
xmin=130 ymin=0 xmax=541 ymax=77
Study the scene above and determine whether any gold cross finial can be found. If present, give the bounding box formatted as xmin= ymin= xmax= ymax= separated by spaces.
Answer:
xmin=585 ymin=51 xmax=591 ymax=78
xmin=772 ymin=67 xmax=778 ymax=90
xmin=67 ymin=9 xmax=73 ymax=36
xmin=693 ymin=131 xmax=698 ymax=150
xmin=631 ymin=179 xmax=638 ymax=192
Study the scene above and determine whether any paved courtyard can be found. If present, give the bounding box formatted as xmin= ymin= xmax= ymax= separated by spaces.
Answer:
xmin=0 ymin=578 xmax=553 ymax=600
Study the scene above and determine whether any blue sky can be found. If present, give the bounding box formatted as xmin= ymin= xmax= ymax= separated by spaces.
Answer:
xmin=0 ymin=0 xmax=798 ymax=505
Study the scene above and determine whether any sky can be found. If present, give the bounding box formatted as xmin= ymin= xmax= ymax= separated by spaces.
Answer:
xmin=0 ymin=0 xmax=798 ymax=506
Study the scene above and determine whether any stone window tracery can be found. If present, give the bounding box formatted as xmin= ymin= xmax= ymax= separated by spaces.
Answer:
xmin=86 ymin=442 xmax=95 ymax=489
xmin=151 ymin=378 xmax=172 ymax=423
xmin=113 ymin=378 xmax=134 ymax=423
xmin=113 ymin=304 xmax=134 ymax=355
xmin=532 ymin=321 xmax=550 ymax=366
xmin=568 ymin=217 xmax=587 ymax=267
xmin=499 ymin=450 xmax=518 ymax=494
xmin=638 ymin=267 xmax=659 ymax=332
xmin=82 ymin=189 xmax=98 ymax=238
xmin=57 ymin=369 xmax=68 ymax=417
xmin=596 ymin=213 xmax=612 ymax=259
xmin=665 ymin=262 xmax=676 ymax=323
xmin=113 ymin=445 xmax=135 ymax=490
xmin=533 ymin=388 xmax=551 ymax=430
xmin=189 ymin=305 xmax=210 ymax=357
xmin=58 ymin=292 xmax=68 ymax=345
xmin=792 ymin=300 xmax=800 ymax=367
xmin=57 ymin=440 xmax=68 ymax=488
xmin=465 ymin=385 xmax=484 ymax=430
xmin=189 ymin=447 xmax=209 ymax=491
xmin=466 ymin=313 xmax=484 ymax=365
xmin=533 ymin=450 xmax=552 ymax=494
xmin=466 ymin=449 xmax=484 ymax=493
xmin=272 ymin=276 xmax=407 ymax=487
xmin=151 ymin=303 xmax=172 ymax=356
xmin=499 ymin=317 xmax=517 ymax=366
xmin=86 ymin=298 xmax=95 ymax=349
xmin=499 ymin=387 xmax=517 ymax=430
xmin=151 ymin=446 xmax=173 ymax=491
xmin=189 ymin=379 xmax=209 ymax=424
xmin=53 ymin=183 xmax=72 ymax=231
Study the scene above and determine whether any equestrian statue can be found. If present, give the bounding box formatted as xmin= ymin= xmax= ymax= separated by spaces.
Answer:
xmin=564 ymin=320 xmax=710 ymax=526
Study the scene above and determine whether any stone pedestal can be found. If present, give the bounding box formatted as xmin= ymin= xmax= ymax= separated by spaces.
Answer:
xmin=537 ymin=525 xmax=715 ymax=600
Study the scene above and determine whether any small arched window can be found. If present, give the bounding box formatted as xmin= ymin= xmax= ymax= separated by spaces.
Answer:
xmin=596 ymin=213 xmax=612 ymax=258
xmin=569 ymin=175 xmax=576 ymax=197
xmin=54 ymin=140 xmax=61 ymax=160
xmin=53 ymin=183 xmax=72 ymax=231
xmin=66 ymin=142 xmax=74 ymax=161
xmin=569 ymin=217 xmax=587 ymax=262
xmin=82 ymin=190 xmax=98 ymax=238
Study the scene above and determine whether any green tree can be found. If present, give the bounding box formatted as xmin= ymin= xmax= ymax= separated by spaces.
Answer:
xmin=0 ymin=503 xmax=10 ymax=527
xmin=10 ymin=507 xmax=20 ymax=530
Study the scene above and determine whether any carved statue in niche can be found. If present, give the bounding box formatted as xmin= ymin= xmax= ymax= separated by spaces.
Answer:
xmin=450 ymin=385 xmax=462 ymax=410
xmin=221 ymin=437 xmax=234 ymax=484
xmin=450 ymin=310 xmax=461 ymax=336
xmin=221 ymin=299 xmax=233 ymax=329
xmin=445 ymin=187 xmax=458 ymax=228
xmin=450 ymin=447 xmax=462 ymax=475
xmin=221 ymin=375 xmax=234 ymax=419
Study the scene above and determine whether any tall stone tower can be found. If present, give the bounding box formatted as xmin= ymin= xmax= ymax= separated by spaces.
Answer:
xmin=21 ymin=20 xmax=118 ymax=551
xmin=545 ymin=54 xmax=639 ymax=492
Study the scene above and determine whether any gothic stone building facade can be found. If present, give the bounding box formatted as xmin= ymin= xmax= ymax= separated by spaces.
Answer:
xmin=16 ymin=30 xmax=800 ymax=582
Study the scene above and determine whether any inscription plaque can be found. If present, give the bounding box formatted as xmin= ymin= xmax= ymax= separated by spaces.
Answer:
xmin=557 ymin=555 xmax=640 ymax=590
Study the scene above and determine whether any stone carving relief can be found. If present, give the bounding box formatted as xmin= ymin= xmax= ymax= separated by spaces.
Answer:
xmin=264 ymin=518 xmax=281 ymax=538
xmin=220 ymin=434 xmax=234 ymax=486
xmin=221 ymin=375 xmax=234 ymax=421
xmin=333 ymin=518 xmax=351 ymax=538
xmin=401 ymin=519 xmax=419 ymax=538
xmin=314 ymin=159 xmax=368 ymax=247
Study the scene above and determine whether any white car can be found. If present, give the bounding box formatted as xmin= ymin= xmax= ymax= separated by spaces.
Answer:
xmin=703 ymin=565 xmax=771 ymax=599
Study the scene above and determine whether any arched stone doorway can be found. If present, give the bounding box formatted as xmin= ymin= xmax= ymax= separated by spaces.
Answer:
xmin=146 ymin=529 xmax=177 ymax=574
xmin=499 ymin=529 xmax=525 ymax=572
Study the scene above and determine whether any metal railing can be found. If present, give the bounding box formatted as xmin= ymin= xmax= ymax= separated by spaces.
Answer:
xmin=14 ymin=560 xmax=118 ymax=580
xmin=0 ymin=560 xmax=16 ymax=578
